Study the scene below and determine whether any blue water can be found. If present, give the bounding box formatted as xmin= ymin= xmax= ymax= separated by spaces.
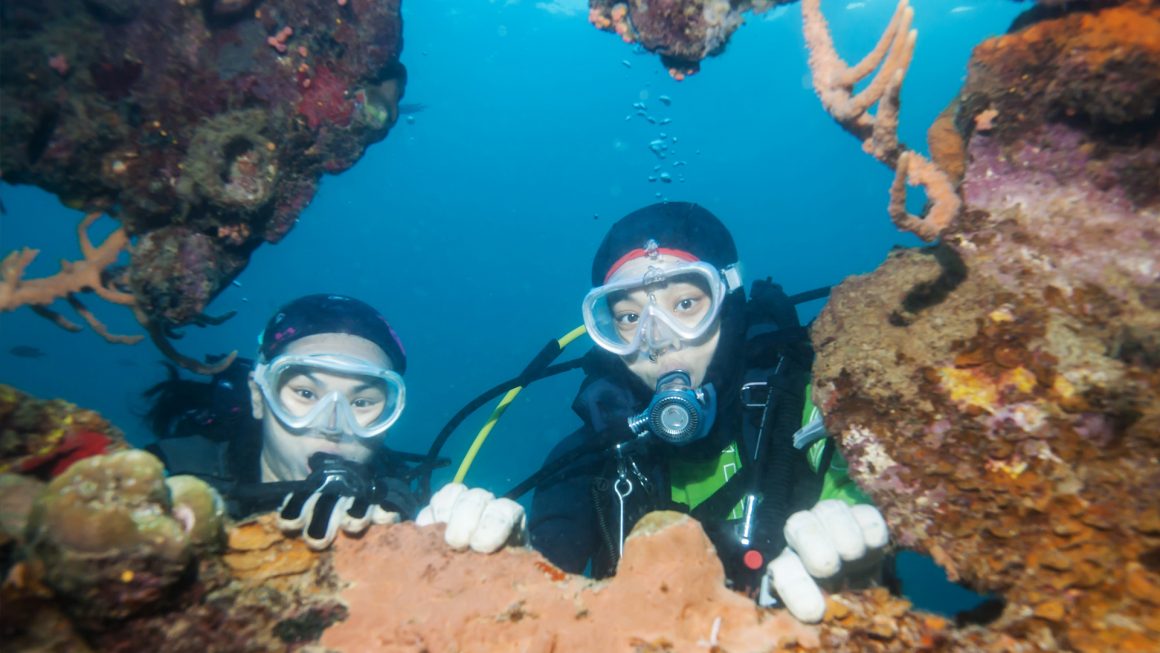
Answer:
xmin=1 ymin=0 xmax=1022 ymax=617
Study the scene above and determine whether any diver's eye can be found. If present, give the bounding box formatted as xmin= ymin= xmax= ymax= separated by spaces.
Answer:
xmin=351 ymin=397 xmax=378 ymax=409
xmin=615 ymin=312 xmax=640 ymax=326
xmin=293 ymin=388 xmax=317 ymax=401
xmin=675 ymin=297 xmax=698 ymax=312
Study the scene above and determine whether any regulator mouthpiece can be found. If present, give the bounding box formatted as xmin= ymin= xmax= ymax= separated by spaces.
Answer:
xmin=628 ymin=370 xmax=717 ymax=445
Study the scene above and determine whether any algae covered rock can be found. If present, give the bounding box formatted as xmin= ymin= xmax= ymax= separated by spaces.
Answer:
xmin=24 ymin=450 xmax=196 ymax=620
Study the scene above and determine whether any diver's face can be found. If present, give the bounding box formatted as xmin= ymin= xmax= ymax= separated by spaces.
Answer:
xmin=250 ymin=333 xmax=392 ymax=482
xmin=609 ymin=256 xmax=722 ymax=390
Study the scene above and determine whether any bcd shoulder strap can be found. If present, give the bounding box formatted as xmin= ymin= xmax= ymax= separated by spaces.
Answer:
xmin=689 ymin=279 xmax=817 ymax=524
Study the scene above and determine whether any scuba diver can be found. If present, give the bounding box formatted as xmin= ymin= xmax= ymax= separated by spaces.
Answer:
xmin=523 ymin=202 xmax=890 ymax=623
xmin=145 ymin=293 xmax=524 ymax=552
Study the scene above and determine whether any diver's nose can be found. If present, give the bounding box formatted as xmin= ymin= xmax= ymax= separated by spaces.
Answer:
xmin=645 ymin=317 xmax=679 ymax=353
xmin=318 ymin=402 xmax=342 ymax=437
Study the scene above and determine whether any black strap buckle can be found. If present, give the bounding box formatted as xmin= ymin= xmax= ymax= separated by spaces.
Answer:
xmin=740 ymin=382 xmax=770 ymax=408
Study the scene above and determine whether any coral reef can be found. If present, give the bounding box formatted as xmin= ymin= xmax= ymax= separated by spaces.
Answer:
xmin=584 ymin=0 xmax=1102 ymax=82
xmin=802 ymin=0 xmax=959 ymax=242
xmin=0 ymin=375 xmax=1150 ymax=651
xmin=810 ymin=1 xmax=1160 ymax=650
xmin=0 ymin=400 xmax=335 ymax=652
xmin=165 ymin=475 xmax=228 ymax=553
xmin=587 ymin=0 xmax=794 ymax=80
xmin=2 ymin=1 xmax=1157 ymax=650
xmin=0 ymin=211 xmax=143 ymax=345
xmin=23 ymin=450 xmax=199 ymax=622
xmin=0 ymin=461 xmax=965 ymax=653
xmin=0 ymin=0 xmax=405 ymax=372
xmin=0 ymin=383 xmax=127 ymax=480
xmin=0 ymin=388 xmax=987 ymax=652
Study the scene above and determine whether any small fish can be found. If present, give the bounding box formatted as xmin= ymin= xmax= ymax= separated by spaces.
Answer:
xmin=658 ymin=95 xmax=672 ymax=106
xmin=9 ymin=345 xmax=45 ymax=359
xmin=621 ymin=60 xmax=632 ymax=68
xmin=231 ymin=280 xmax=242 ymax=288
xmin=949 ymin=5 xmax=975 ymax=13
xmin=398 ymin=102 xmax=427 ymax=115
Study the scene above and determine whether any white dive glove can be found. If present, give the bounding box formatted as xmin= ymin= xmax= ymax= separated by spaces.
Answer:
xmin=765 ymin=499 xmax=890 ymax=623
xmin=415 ymin=482 xmax=527 ymax=553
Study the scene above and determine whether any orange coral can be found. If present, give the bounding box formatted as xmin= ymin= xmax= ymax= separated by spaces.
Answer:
xmin=801 ymin=0 xmax=961 ymax=242
xmin=0 ymin=211 xmax=141 ymax=344
xmin=590 ymin=3 xmax=634 ymax=43
xmin=0 ymin=211 xmax=237 ymax=375
xmin=533 ymin=559 xmax=567 ymax=582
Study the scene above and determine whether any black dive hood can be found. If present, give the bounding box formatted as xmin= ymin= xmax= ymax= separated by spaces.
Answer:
xmin=591 ymin=201 xmax=740 ymax=285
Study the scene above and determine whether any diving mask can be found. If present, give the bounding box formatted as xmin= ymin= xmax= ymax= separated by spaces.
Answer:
xmin=253 ymin=353 xmax=405 ymax=439
xmin=582 ymin=259 xmax=740 ymax=357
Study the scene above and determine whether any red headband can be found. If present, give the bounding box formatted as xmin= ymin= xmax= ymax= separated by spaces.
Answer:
xmin=603 ymin=248 xmax=699 ymax=283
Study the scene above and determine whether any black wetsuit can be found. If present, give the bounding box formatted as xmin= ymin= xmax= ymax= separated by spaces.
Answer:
xmin=148 ymin=425 xmax=419 ymax=520
xmin=528 ymin=287 xmax=835 ymax=590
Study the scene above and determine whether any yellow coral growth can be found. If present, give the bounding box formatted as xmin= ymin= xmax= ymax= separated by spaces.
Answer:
xmin=939 ymin=365 xmax=1040 ymax=414
xmin=938 ymin=367 xmax=998 ymax=412
xmin=1002 ymin=367 xmax=1038 ymax=394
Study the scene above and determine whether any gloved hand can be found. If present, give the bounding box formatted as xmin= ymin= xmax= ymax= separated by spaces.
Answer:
xmin=415 ymin=482 xmax=526 ymax=553
xmin=765 ymin=500 xmax=890 ymax=623
xmin=277 ymin=452 xmax=400 ymax=550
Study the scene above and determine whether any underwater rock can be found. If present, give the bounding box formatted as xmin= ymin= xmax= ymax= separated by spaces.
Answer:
xmin=128 ymin=226 xmax=246 ymax=327
xmin=0 ymin=0 xmax=405 ymax=332
xmin=179 ymin=109 xmax=278 ymax=212
xmin=585 ymin=0 xmax=1141 ymax=81
xmin=587 ymin=0 xmax=795 ymax=79
xmin=0 ymin=441 xmax=976 ymax=653
xmin=811 ymin=2 xmax=1160 ymax=651
xmin=321 ymin=511 xmax=822 ymax=652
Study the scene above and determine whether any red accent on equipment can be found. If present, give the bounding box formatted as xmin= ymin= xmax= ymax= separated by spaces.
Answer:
xmin=743 ymin=549 xmax=764 ymax=570
xmin=604 ymin=248 xmax=698 ymax=283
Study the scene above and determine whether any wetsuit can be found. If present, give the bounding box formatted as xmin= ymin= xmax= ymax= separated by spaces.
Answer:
xmin=529 ymin=287 xmax=869 ymax=590
xmin=146 ymin=399 xmax=419 ymax=521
